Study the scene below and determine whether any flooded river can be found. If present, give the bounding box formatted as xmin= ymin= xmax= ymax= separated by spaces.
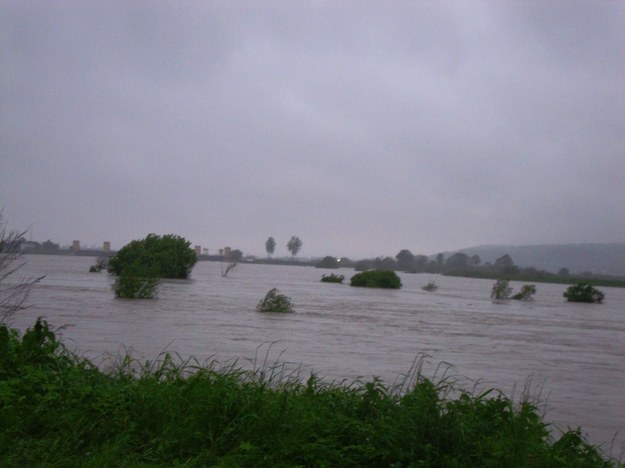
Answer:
xmin=9 ymin=255 xmax=625 ymax=458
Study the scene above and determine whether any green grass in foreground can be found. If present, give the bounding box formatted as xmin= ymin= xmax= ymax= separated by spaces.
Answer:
xmin=0 ymin=319 xmax=619 ymax=467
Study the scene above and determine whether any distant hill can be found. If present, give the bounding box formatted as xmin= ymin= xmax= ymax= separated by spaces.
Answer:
xmin=454 ymin=243 xmax=625 ymax=277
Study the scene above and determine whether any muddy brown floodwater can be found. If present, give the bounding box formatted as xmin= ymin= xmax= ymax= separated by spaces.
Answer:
xmin=9 ymin=255 xmax=625 ymax=459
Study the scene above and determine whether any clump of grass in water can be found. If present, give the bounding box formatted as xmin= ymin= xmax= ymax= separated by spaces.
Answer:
xmin=256 ymin=288 xmax=294 ymax=312
xmin=0 ymin=319 xmax=618 ymax=466
xmin=321 ymin=273 xmax=345 ymax=284
xmin=422 ymin=280 xmax=438 ymax=291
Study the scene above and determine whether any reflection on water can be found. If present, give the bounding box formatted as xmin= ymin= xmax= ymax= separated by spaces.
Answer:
xmin=9 ymin=255 xmax=625 ymax=457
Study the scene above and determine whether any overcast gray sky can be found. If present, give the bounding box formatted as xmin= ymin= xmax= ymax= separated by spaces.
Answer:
xmin=1 ymin=1 xmax=624 ymax=258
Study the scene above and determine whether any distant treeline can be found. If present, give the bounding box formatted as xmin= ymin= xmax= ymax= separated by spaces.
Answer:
xmin=312 ymin=251 xmax=625 ymax=287
xmin=353 ymin=251 xmax=521 ymax=275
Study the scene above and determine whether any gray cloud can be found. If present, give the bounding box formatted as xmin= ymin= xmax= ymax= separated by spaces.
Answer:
xmin=1 ymin=1 xmax=624 ymax=258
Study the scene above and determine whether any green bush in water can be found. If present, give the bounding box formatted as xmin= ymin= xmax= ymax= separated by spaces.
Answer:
xmin=113 ymin=264 xmax=160 ymax=299
xmin=491 ymin=279 xmax=512 ymax=300
xmin=350 ymin=270 xmax=402 ymax=289
xmin=563 ymin=282 xmax=605 ymax=303
xmin=108 ymin=233 xmax=197 ymax=279
xmin=422 ymin=280 xmax=438 ymax=292
xmin=257 ymin=288 xmax=294 ymax=312
xmin=512 ymin=284 xmax=536 ymax=301
xmin=321 ymin=274 xmax=345 ymax=284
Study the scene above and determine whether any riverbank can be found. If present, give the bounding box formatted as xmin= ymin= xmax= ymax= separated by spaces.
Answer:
xmin=1 ymin=319 xmax=618 ymax=466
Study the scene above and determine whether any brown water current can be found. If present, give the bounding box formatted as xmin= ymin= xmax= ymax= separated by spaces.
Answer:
xmin=9 ymin=255 xmax=625 ymax=459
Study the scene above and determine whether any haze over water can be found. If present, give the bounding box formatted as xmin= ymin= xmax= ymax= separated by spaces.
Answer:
xmin=11 ymin=255 xmax=625 ymax=459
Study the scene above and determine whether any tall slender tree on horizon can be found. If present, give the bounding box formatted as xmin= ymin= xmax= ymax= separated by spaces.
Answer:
xmin=287 ymin=236 xmax=302 ymax=260
xmin=265 ymin=237 xmax=276 ymax=259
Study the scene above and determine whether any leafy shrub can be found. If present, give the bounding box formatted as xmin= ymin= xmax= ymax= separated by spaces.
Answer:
xmin=563 ymin=282 xmax=605 ymax=303
xmin=321 ymin=274 xmax=344 ymax=284
xmin=491 ymin=279 xmax=512 ymax=300
xmin=350 ymin=270 xmax=402 ymax=289
xmin=422 ymin=280 xmax=438 ymax=291
xmin=108 ymin=233 xmax=197 ymax=279
xmin=113 ymin=271 xmax=160 ymax=299
xmin=256 ymin=288 xmax=294 ymax=313
xmin=512 ymin=284 xmax=536 ymax=301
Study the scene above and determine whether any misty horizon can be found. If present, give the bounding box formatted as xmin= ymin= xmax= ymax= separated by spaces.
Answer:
xmin=2 ymin=2 xmax=624 ymax=259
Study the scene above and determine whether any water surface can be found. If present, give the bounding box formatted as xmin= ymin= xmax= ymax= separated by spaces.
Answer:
xmin=10 ymin=255 xmax=625 ymax=458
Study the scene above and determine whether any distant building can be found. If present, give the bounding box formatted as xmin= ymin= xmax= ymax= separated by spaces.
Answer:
xmin=194 ymin=245 xmax=202 ymax=256
xmin=103 ymin=241 xmax=111 ymax=254
xmin=72 ymin=240 xmax=80 ymax=252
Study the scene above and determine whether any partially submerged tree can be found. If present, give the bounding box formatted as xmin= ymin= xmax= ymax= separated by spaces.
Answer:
xmin=491 ymin=279 xmax=512 ymax=300
xmin=114 ymin=268 xmax=160 ymax=299
xmin=321 ymin=273 xmax=344 ymax=284
xmin=512 ymin=285 xmax=536 ymax=301
xmin=492 ymin=280 xmax=536 ymax=301
xmin=350 ymin=270 xmax=402 ymax=289
xmin=108 ymin=234 xmax=197 ymax=279
xmin=564 ymin=282 xmax=604 ymax=304
xmin=0 ymin=213 xmax=44 ymax=323
xmin=108 ymin=234 xmax=197 ymax=299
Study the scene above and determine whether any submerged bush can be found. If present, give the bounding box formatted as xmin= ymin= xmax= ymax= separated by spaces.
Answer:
xmin=321 ymin=273 xmax=345 ymax=284
xmin=113 ymin=271 xmax=159 ymax=299
xmin=492 ymin=281 xmax=537 ymax=301
xmin=491 ymin=279 xmax=512 ymax=300
xmin=422 ymin=280 xmax=438 ymax=292
xmin=108 ymin=233 xmax=197 ymax=279
xmin=564 ymin=282 xmax=605 ymax=303
xmin=107 ymin=234 xmax=195 ymax=299
xmin=0 ymin=319 xmax=615 ymax=466
xmin=256 ymin=288 xmax=294 ymax=312
xmin=350 ymin=270 xmax=402 ymax=289
xmin=512 ymin=284 xmax=536 ymax=301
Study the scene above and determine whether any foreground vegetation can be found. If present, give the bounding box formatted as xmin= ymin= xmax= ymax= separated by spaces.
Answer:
xmin=0 ymin=319 xmax=617 ymax=467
